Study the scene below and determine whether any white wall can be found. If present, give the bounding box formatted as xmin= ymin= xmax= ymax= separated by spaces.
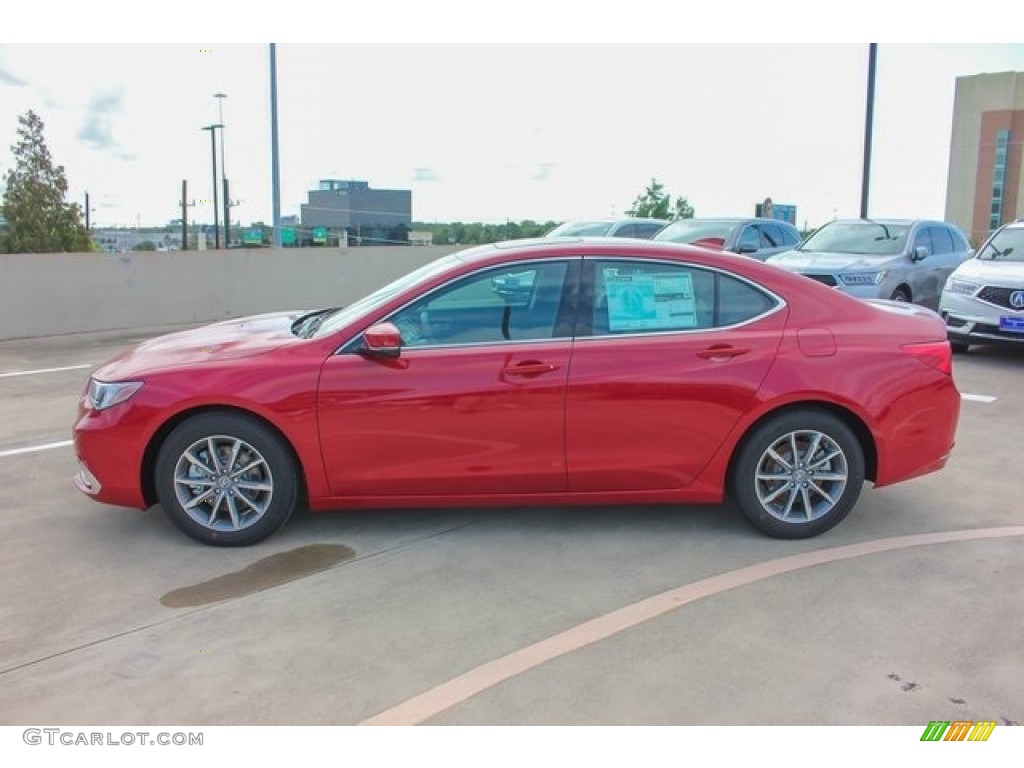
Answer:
xmin=0 ymin=246 xmax=462 ymax=340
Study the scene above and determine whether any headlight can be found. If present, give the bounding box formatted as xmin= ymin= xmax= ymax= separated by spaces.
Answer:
xmin=944 ymin=279 xmax=980 ymax=296
xmin=839 ymin=271 xmax=887 ymax=287
xmin=88 ymin=379 xmax=143 ymax=411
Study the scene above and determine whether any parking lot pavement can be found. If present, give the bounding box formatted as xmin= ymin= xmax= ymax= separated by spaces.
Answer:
xmin=0 ymin=329 xmax=1021 ymax=726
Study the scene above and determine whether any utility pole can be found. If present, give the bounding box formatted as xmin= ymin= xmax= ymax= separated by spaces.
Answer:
xmin=201 ymin=124 xmax=223 ymax=249
xmin=180 ymin=180 xmax=191 ymax=250
xmin=860 ymin=43 xmax=877 ymax=220
xmin=84 ymin=191 xmax=90 ymax=231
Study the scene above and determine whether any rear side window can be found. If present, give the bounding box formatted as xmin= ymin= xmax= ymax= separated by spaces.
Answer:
xmin=587 ymin=260 xmax=778 ymax=335
xmin=760 ymin=223 xmax=785 ymax=247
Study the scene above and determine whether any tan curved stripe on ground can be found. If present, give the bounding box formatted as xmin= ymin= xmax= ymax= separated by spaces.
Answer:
xmin=361 ymin=526 xmax=1024 ymax=726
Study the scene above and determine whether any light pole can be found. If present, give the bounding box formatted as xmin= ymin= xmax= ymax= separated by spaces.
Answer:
xmin=201 ymin=123 xmax=223 ymax=249
xmin=861 ymin=43 xmax=877 ymax=219
xmin=214 ymin=92 xmax=230 ymax=246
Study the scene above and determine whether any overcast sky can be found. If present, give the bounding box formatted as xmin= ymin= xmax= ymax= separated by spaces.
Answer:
xmin=2 ymin=36 xmax=1023 ymax=231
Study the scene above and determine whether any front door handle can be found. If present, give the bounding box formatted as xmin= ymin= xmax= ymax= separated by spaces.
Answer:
xmin=696 ymin=345 xmax=750 ymax=361
xmin=502 ymin=362 xmax=558 ymax=377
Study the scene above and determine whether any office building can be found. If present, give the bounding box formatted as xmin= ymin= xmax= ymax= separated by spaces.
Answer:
xmin=945 ymin=71 xmax=1024 ymax=244
xmin=300 ymin=179 xmax=411 ymax=245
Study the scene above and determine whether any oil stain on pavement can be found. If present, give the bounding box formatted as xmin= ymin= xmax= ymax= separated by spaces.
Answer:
xmin=160 ymin=543 xmax=356 ymax=608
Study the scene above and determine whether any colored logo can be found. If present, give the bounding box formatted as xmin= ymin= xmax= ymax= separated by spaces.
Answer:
xmin=920 ymin=720 xmax=996 ymax=741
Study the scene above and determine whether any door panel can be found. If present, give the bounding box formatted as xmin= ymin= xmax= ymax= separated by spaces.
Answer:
xmin=316 ymin=259 xmax=578 ymax=497
xmin=318 ymin=343 xmax=570 ymax=495
xmin=566 ymin=259 xmax=786 ymax=492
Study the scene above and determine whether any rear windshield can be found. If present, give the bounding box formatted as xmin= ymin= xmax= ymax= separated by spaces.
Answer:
xmin=656 ymin=220 xmax=739 ymax=244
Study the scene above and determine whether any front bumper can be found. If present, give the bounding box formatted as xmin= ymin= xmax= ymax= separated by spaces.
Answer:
xmin=940 ymin=294 xmax=1024 ymax=346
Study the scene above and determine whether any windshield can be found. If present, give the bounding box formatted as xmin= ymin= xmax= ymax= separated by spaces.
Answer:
xmin=799 ymin=221 xmax=910 ymax=256
xmin=978 ymin=228 xmax=1024 ymax=262
xmin=310 ymin=253 xmax=463 ymax=338
xmin=547 ymin=221 xmax=614 ymax=237
xmin=655 ymin=220 xmax=739 ymax=244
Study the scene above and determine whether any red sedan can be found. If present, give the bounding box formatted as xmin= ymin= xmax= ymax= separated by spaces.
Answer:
xmin=73 ymin=238 xmax=960 ymax=546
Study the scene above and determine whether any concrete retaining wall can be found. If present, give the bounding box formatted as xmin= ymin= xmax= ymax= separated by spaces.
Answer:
xmin=0 ymin=246 xmax=462 ymax=341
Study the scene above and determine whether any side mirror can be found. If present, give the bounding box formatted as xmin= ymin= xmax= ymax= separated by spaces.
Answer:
xmin=361 ymin=322 xmax=402 ymax=358
xmin=736 ymin=243 xmax=758 ymax=254
xmin=913 ymin=246 xmax=930 ymax=261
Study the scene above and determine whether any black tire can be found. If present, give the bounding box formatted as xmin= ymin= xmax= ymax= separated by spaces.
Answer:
xmin=731 ymin=409 xmax=865 ymax=539
xmin=889 ymin=287 xmax=911 ymax=303
xmin=155 ymin=412 xmax=299 ymax=546
xmin=950 ymin=339 xmax=970 ymax=354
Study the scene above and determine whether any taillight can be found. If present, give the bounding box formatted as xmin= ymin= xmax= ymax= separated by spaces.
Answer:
xmin=902 ymin=341 xmax=952 ymax=375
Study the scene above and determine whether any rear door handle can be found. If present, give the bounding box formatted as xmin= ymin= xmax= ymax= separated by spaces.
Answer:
xmin=696 ymin=345 xmax=750 ymax=361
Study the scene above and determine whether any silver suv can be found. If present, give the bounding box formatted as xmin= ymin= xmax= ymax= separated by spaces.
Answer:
xmin=767 ymin=219 xmax=972 ymax=308
xmin=939 ymin=219 xmax=1024 ymax=353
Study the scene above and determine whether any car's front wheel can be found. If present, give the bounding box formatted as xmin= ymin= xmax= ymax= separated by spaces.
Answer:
xmin=731 ymin=410 xmax=865 ymax=539
xmin=155 ymin=412 xmax=299 ymax=546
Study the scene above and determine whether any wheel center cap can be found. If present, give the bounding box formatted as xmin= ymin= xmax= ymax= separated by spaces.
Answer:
xmin=793 ymin=469 xmax=809 ymax=484
xmin=216 ymin=476 xmax=232 ymax=490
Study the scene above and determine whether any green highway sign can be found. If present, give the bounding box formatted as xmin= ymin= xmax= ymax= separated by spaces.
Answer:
xmin=313 ymin=227 xmax=328 ymax=244
xmin=281 ymin=227 xmax=295 ymax=246
xmin=243 ymin=228 xmax=263 ymax=246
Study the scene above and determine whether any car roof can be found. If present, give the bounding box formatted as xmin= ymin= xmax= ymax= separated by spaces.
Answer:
xmin=829 ymin=218 xmax=946 ymax=226
xmin=554 ymin=217 xmax=667 ymax=225
xmin=660 ymin=216 xmax=799 ymax=228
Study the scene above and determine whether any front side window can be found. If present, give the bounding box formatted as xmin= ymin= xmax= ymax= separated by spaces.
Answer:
xmin=588 ymin=260 xmax=777 ymax=335
xmin=738 ymin=226 xmax=761 ymax=251
xmin=912 ymin=227 xmax=933 ymax=253
xmin=927 ymin=227 xmax=955 ymax=255
xmin=387 ymin=261 xmax=571 ymax=347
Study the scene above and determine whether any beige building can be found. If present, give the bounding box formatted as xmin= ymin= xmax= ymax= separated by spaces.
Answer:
xmin=945 ymin=71 xmax=1024 ymax=245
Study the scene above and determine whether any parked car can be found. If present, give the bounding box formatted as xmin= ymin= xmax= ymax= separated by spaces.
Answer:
xmin=939 ymin=219 xmax=1024 ymax=353
xmin=655 ymin=217 xmax=802 ymax=260
xmin=74 ymin=238 xmax=959 ymax=547
xmin=767 ymin=219 xmax=972 ymax=308
xmin=545 ymin=218 xmax=667 ymax=239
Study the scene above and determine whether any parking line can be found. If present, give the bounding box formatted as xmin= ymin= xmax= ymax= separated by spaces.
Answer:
xmin=0 ymin=364 xmax=92 ymax=379
xmin=961 ymin=393 xmax=997 ymax=403
xmin=360 ymin=525 xmax=1024 ymax=726
xmin=0 ymin=440 xmax=74 ymax=458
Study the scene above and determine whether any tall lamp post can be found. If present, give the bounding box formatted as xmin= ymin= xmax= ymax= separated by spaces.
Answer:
xmin=214 ymin=92 xmax=230 ymax=246
xmin=201 ymin=123 xmax=223 ymax=249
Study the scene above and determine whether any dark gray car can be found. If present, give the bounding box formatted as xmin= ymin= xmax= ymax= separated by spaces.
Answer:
xmin=768 ymin=219 xmax=972 ymax=309
xmin=654 ymin=217 xmax=802 ymax=260
xmin=545 ymin=218 xmax=668 ymax=239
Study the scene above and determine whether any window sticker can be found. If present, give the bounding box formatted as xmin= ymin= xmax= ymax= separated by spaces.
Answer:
xmin=604 ymin=270 xmax=697 ymax=331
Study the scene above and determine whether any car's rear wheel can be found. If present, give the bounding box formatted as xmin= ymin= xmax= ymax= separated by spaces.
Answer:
xmin=890 ymin=287 xmax=911 ymax=302
xmin=731 ymin=410 xmax=865 ymax=539
xmin=155 ymin=412 xmax=298 ymax=546
xmin=950 ymin=339 xmax=970 ymax=354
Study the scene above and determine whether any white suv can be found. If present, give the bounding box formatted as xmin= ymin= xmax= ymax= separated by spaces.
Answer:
xmin=939 ymin=219 xmax=1024 ymax=353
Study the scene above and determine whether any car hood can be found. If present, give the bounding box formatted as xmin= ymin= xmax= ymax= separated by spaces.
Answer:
xmin=950 ymin=258 xmax=1024 ymax=285
xmin=93 ymin=310 xmax=306 ymax=380
xmin=769 ymin=250 xmax=897 ymax=272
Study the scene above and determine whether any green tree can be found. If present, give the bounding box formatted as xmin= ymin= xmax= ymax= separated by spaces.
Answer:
xmin=1 ymin=110 xmax=92 ymax=253
xmin=132 ymin=240 xmax=157 ymax=251
xmin=627 ymin=178 xmax=694 ymax=221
